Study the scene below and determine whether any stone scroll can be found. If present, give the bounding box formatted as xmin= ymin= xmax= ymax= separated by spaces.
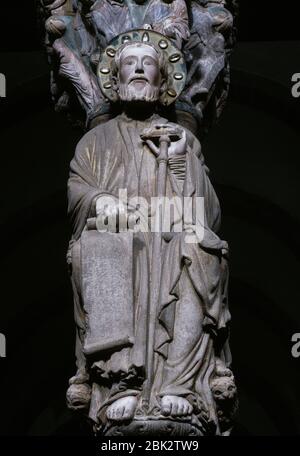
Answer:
xmin=81 ymin=230 xmax=135 ymax=357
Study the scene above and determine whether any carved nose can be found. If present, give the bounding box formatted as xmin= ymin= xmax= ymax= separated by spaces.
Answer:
xmin=135 ymin=63 xmax=144 ymax=74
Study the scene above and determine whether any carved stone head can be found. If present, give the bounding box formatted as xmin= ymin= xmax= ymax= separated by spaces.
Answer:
xmin=98 ymin=30 xmax=186 ymax=106
xmin=211 ymin=375 xmax=237 ymax=402
xmin=112 ymin=42 xmax=168 ymax=103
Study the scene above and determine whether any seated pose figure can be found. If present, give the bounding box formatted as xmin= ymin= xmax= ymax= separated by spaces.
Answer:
xmin=66 ymin=30 xmax=237 ymax=435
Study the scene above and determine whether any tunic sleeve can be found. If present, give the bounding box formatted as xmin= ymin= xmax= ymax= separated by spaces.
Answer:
xmin=68 ymin=121 xmax=125 ymax=241
xmin=68 ymin=131 xmax=105 ymax=241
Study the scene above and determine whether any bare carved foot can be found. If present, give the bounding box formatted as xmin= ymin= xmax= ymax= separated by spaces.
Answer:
xmin=106 ymin=396 xmax=138 ymax=422
xmin=161 ymin=395 xmax=193 ymax=417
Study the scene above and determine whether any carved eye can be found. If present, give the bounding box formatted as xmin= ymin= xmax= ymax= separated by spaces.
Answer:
xmin=144 ymin=59 xmax=154 ymax=66
xmin=214 ymin=390 xmax=222 ymax=396
xmin=125 ymin=60 xmax=135 ymax=66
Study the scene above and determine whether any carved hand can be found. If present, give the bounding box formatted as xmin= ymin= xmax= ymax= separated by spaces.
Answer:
xmin=145 ymin=125 xmax=187 ymax=158
xmin=96 ymin=196 xmax=128 ymax=233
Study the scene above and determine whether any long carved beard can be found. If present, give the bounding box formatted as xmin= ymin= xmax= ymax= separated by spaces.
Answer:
xmin=118 ymin=83 xmax=160 ymax=103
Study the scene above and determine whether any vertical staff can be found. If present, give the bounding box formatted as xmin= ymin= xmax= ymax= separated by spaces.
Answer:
xmin=141 ymin=126 xmax=182 ymax=407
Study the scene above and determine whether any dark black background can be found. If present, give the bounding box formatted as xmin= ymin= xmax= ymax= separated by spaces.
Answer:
xmin=0 ymin=1 xmax=299 ymax=436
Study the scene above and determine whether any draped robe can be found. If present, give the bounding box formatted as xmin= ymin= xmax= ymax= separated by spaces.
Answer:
xmin=67 ymin=113 xmax=231 ymax=430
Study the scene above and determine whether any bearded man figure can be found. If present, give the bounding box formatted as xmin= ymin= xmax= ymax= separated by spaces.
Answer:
xmin=66 ymin=30 xmax=237 ymax=436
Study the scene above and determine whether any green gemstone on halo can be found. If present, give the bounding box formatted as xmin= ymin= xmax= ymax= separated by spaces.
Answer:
xmin=106 ymin=48 xmax=116 ymax=57
xmin=159 ymin=40 xmax=168 ymax=49
xmin=122 ymin=35 xmax=131 ymax=44
xmin=169 ymin=54 xmax=181 ymax=63
xmin=167 ymin=89 xmax=177 ymax=97
xmin=174 ymin=73 xmax=183 ymax=80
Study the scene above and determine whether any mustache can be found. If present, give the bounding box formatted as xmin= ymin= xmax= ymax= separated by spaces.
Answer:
xmin=128 ymin=75 xmax=149 ymax=84
xmin=118 ymin=82 xmax=160 ymax=102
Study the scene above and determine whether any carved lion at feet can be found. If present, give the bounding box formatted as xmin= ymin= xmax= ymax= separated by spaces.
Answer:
xmin=211 ymin=373 xmax=238 ymax=434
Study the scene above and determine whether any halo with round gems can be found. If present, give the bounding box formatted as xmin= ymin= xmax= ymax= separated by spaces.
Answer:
xmin=97 ymin=29 xmax=187 ymax=106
